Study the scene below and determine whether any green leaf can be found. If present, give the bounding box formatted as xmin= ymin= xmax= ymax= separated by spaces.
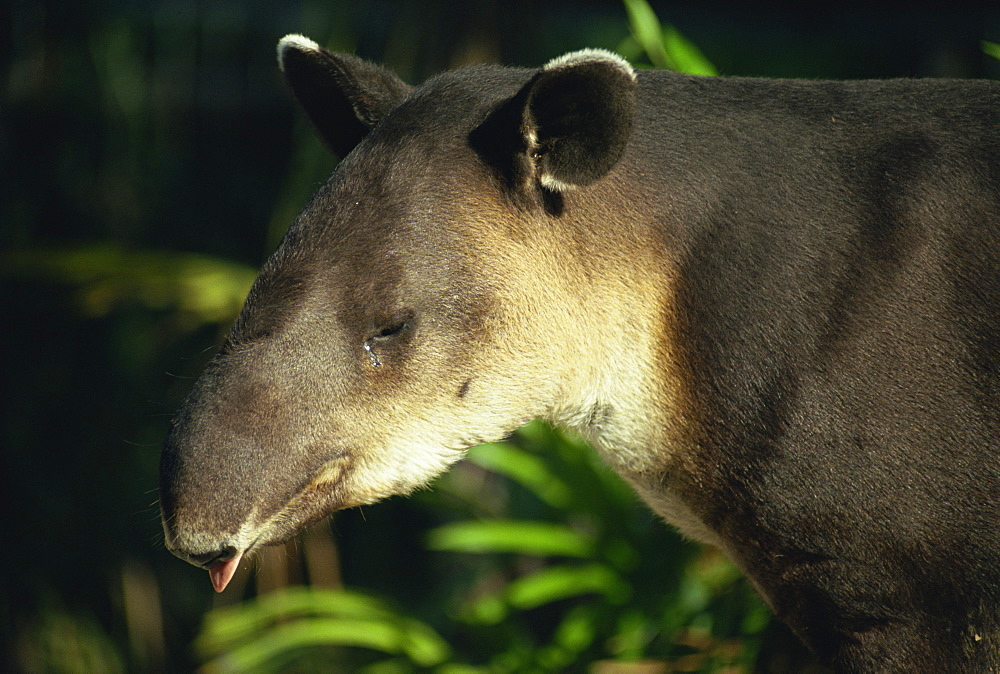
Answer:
xmin=463 ymin=594 xmax=508 ymax=625
xmin=505 ymin=563 xmax=629 ymax=609
xmin=512 ymin=418 xmax=560 ymax=445
xmin=552 ymin=604 xmax=601 ymax=654
xmin=663 ymin=25 xmax=718 ymax=76
xmin=741 ymin=602 xmax=772 ymax=636
xmin=608 ymin=609 xmax=653 ymax=658
xmin=435 ymin=664 xmax=492 ymax=674
xmin=621 ymin=0 xmax=717 ymax=76
xmin=426 ymin=520 xmax=594 ymax=557
xmin=357 ymin=658 xmax=413 ymax=674
xmin=197 ymin=588 xmax=450 ymax=669
xmin=622 ymin=0 xmax=670 ymax=69
xmin=983 ymin=41 xmax=1000 ymax=62
xmin=1 ymin=244 xmax=256 ymax=325
xmin=201 ymin=616 xmax=449 ymax=672
xmin=467 ymin=443 xmax=572 ymax=508
xmin=199 ymin=588 xmax=402 ymax=650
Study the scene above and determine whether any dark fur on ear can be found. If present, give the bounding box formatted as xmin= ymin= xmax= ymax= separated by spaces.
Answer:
xmin=526 ymin=50 xmax=637 ymax=191
xmin=469 ymin=49 xmax=637 ymax=199
xmin=277 ymin=35 xmax=413 ymax=157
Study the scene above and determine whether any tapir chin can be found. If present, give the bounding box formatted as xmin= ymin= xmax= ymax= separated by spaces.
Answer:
xmin=160 ymin=34 xmax=1000 ymax=670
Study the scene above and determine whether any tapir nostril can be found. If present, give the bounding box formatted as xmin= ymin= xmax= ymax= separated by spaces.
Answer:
xmin=187 ymin=546 xmax=239 ymax=569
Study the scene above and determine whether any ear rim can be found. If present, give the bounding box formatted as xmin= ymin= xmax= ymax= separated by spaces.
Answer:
xmin=277 ymin=33 xmax=321 ymax=65
xmin=276 ymin=34 xmax=414 ymax=157
xmin=524 ymin=49 xmax=637 ymax=192
xmin=540 ymin=48 xmax=637 ymax=82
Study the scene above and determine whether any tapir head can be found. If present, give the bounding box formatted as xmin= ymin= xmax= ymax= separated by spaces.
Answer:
xmin=160 ymin=36 xmax=649 ymax=591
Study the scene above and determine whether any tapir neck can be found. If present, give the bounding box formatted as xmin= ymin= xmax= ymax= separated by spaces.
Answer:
xmin=530 ymin=186 xmax=698 ymax=499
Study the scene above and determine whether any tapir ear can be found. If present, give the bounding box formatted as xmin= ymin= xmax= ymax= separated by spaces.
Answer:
xmin=524 ymin=49 xmax=637 ymax=191
xmin=277 ymin=34 xmax=414 ymax=157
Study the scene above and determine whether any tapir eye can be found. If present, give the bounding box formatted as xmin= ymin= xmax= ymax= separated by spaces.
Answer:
xmin=373 ymin=321 xmax=407 ymax=340
xmin=363 ymin=314 xmax=414 ymax=368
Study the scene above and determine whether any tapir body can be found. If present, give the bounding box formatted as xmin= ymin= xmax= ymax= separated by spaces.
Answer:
xmin=161 ymin=35 xmax=1000 ymax=670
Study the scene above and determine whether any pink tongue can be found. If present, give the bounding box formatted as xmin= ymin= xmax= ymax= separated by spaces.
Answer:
xmin=208 ymin=551 xmax=243 ymax=593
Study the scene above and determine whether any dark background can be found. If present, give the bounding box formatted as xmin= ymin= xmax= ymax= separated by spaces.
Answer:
xmin=3 ymin=1 xmax=998 ymax=671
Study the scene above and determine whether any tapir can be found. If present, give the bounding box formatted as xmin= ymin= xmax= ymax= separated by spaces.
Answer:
xmin=160 ymin=34 xmax=1000 ymax=670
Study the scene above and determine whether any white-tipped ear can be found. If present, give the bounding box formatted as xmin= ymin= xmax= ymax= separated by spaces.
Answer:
xmin=524 ymin=49 xmax=637 ymax=191
xmin=466 ymin=48 xmax=637 ymax=200
xmin=276 ymin=37 xmax=413 ymax=157
xmin=542 ymin=48 xmax=637 ymax=82
xmin=276 ymin=34 xmax=321 ymax=70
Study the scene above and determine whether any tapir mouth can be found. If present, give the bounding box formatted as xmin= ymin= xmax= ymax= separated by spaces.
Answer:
xmin=165 ymin=538 xmax=271 ymax=594
xmin=165 ymin=537 xmax=257 ymax=592
xmin=162 ymin=452 xmax=353 ymax=591
xmin=208 ymin=550 xmax=244 ymax=593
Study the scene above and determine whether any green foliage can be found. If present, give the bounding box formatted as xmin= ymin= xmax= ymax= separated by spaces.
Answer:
xmin=197 ymin=588 xmax=451 ymax=672
xmin=2 ymin=244 xmax=257 ymax=326
xmin=427 ymin=520 xmax=595 ymax=558
xmin=984 ymin=41 xmax=1000 ymax=62
xmin=434 ymin=422 xmax=768 ymax=670
xmin=619 ymin=0 xmax=717 ymax=75
xmin=15 ymin=601 xmax=126 ymax=674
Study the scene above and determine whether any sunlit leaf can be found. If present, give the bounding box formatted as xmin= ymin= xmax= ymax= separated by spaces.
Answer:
xmin=426 ymin=520 xmax=594 ymax=557
xmin=197 ymin=588 xmax=449 ymax=668
xmin=199 ymin=589 xmax=404 ymax=648
xmin=200 ymin=616 xmax=449 ymax=673
xmin=396 ymin=618 xmax=452 ymax=667
xmin=608 ymin=609 xmax=654 ymax=658
xmin=1 ymin=244 xmax=256 ymax=325
xmin=613 ymin=35 xmax=646 ymax=67
xmin=505 ymin=421 xmax=638 ymax=517
xmin=552 ymin=604 xmax=600 ymax=654
xmin=357 ymin=657 xmax=412 ymax=674
xmin=741 ymin=601 xmax=772 ymax=635
xmin=434 ymin=664 xmax=492 ymax=674
xmin=512 ymin=418 xmax=559 ymax=446
xmin=621 ymin=0 xmax=717 ymax=76
xmin=663 ymin=25 xmax=718 ymax=76
xmin=505 ymin=563 xmax=629 ymax=609
xmin=467 ymin=443 xmax=572 ymax=508
xmin=691 ymin=548 xmax=743 ymax=592
xmin=622 ymin=0 xmax=670 ymax=69
xmin=463 ymin=594 xmax=508 ymax=625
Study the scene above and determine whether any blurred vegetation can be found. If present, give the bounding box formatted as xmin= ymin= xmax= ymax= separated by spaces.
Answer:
xmin=3 ymin=1 xmax=997 ymax=672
